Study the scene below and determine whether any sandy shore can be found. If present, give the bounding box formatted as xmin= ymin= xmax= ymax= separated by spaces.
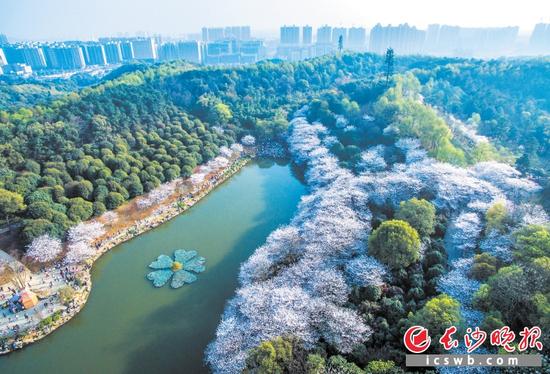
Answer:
xmin=0 ymin=156 xmax=251 ymax=355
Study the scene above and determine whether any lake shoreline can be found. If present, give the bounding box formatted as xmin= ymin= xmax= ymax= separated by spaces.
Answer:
xmin=0 ymin=156 xmax=252 ymax=355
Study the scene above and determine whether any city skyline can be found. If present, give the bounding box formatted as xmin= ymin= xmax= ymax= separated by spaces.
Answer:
xmin=3 ymin=0 xmax=550 ymax=41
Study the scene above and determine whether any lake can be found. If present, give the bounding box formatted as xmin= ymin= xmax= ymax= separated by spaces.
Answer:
xmin=0 ymin=159 xmax=306 ymax=374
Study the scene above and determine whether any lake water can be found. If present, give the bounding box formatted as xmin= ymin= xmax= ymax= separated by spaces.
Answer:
xmin=0 ymin=159 xmax=306 ymax=374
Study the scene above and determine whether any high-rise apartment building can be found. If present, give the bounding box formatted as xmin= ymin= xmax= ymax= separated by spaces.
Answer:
xmin=103 ymin=42 xmax=123 ymax=64
xmin=84 ymin=44 xmax=107 ymax=65
xmin=302 ymin=26 xmax=313 ymax=45
xmin=202 ymin=27 xmax=225 ymax=42
xmin=2 ymin=45 xmax=47 ymax=69
xmin=43 ymin=44 xmax=85 ymax=70
xmin=425 ymin=24 xmax=518 ymax=56
xmin=348 ymin=27 xmax=366 ymax=49
xmin=159 ymin=41 xmax=202 ymax=63
xmin=369 ymin=24 xmax=426 ymax=55
xmin=530 ymin=23 xmax=550 ymax=54
xmin=132 ymin=38 xmax=157 ymax=60
xmin=316 ymin=26 xmax=332 ymax=44
xmin=280 ymin=26 xmax=300 ymax=45
xmin=120 ymin=41 xmax=134 ymax=60
xmin=0 ymin=48 xmax=7 ymax=65
xmin=332 ymin=27 xmax=347 ymax=45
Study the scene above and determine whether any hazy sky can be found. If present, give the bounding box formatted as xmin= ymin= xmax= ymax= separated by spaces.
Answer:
xmin=3 ymin=0 xmax=550 ymax=41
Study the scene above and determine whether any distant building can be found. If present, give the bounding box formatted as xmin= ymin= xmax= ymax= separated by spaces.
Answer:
xmin=302 ymin=26 xmax=313 ymax=45
xmin=2 ymin=46 xmax=25 ymax=64
xmin=58 ymin=45 xmax=86 ymax=69
xmin=103 ymin=42 xmax=123 ymax=64
xmin=280 ymin=26 xmax=300 ymax=45
xmin=120 ymin=41 xmax=134 ymax=60
xmin=202 ymin=27 xmax=225 ymax=42
xmin=0 ymin=34 xmax=8 ymax=45
xmin=2 ymin=45 xmax=47 ymax=69
xmin=84 ymin=44 xmax=107 ymax=65
xmin=332 ymin=27 xmax=347 ymax=45
xmin=369 ymin=23 xmax=426 ymax=55
xmin=425 ymin=24 xmax=518 ymax=57
xmin=348 ymin=27 xmax=366 ymax=50
xmin=2 ymin=63 xmax=32 ymax=77
xmin=42 ymin=44 xmax=85 ymax=70
xmin=159 ymin=41 xmax=202 ymax=63
xmin=223 ymin=26 xmax=251 ymax=40
xmin=530 ymin=23 xmax=550 ymax=54
xmin=240 ymin=26 xmax=251 ymax=40
xmin=316 ymin=26 xmax=332 ymax=44
xmin=239 ymin=40 xmax=266 ymax=63
xmin=132 ymin=38 xmax=157 ymax=60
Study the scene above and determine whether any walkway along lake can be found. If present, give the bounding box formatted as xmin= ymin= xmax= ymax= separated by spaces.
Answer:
xmin=0 ymin=159 xmax=306 ymax=374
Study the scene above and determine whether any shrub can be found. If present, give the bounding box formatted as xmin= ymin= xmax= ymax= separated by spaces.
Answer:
xmin=368 ymin=220 xmax=420 ymax=269
xmin=395 ymin=198 xmax=436 ymax=237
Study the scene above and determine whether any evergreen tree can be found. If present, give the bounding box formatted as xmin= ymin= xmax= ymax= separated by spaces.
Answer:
xmin=384 ymin=48 xmax=394 ymax=86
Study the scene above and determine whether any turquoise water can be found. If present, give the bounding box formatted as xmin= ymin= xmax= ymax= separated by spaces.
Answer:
xmin=0 ymin=160 xmax=306 ymax=374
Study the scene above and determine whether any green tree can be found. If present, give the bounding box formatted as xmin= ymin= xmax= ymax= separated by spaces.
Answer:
xmin=368 ymin=220 xmax=420 ymax=268
xmin=327 ymin=355 xmax=363 ymax=374
xmin=67 ymin=197 xmax=94 ymax=222
xmin=470 ymin=253 xmax=498 ymax=281
xmin=27 ymin=201 xmax=54 ymax=221
xmin=408 ymin=294 xmax=462 ymax=345
xmin=384 ymin=48 xmax=394 ymax=87
xmin=21 ymin=219 xmax=56 ymax=244
xmin=0 ymin=188 xmax=26 ymax=225
xmin=485 ymin=201 xmax=509 ymax=233
xmin=395 ymin=198 xmax=436 ymax=237
xmin=366 ymin=360 xmax=402 ymax=374
xmin=513 ymin=225 xmax=550 ymax=261
xmin=244 ymin=336 xmax=293 ymax=374
xmin=105 ymin=192 xmax=125 ymax=210
xmin=306 ymin=354 xmax=326 ymax=374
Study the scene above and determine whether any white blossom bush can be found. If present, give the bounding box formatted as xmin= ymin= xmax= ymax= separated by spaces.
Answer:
xmin=136 ymin=183 xmax=176 ymax=209
xmin=479 ymin=231 xmax=513 ymax=262
xmin=444 ymin=212 xmax=482 ymax=258
xmin=190 ymin=173 xmax=206 ymax=186
xmin=208 ymin=156 xmax=229 ymax=169
xmin=230 ymin=143 xmax=244 ymax=154
xmin=357 ymin=145 xmax=387 ymax=172
xmin=470 ymin=161 xmax=540 ymax=202
xmin=101 ymin=211 xmax=118 ymax=224
xmin=345 ymin=255 xmax=389 ymax=287
xmin=64 ymin=241 xmax=96 ymax=265
xmin=395 ymin=138 xmax=427 ymax=164
xmin=26 ymin=235 xmax=62 ymax=263
xmin=437 ymin=258 xmax=480 ymax=308
xmin=219 ymin=146 xmax=233 ymax=158
xmin=64 ymin=221 xmax=105 ymax=265
xmin=241 ymin=135 xmax=256 ymax=146
xmin=66 ymin=222 xmax=105 ymax=244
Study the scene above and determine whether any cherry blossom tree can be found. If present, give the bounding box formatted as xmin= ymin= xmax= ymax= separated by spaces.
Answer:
xmin=241 ymin=135 xmax=256 ymax=146
xmin=64 ymin=222 xmax=105 ymax=264
xmin=26 ymin=234 xmax=63 ymax=263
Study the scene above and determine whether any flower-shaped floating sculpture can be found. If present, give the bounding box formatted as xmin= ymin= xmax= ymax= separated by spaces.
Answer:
xmin=146 ymin=250 xmax=206 ymax=288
